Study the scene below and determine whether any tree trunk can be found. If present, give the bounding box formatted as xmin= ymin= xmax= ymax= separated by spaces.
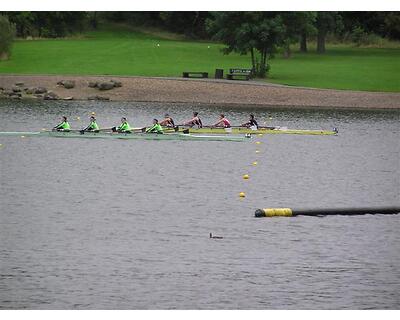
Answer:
xmin=283 ymin=43 xmax=291 ymax=59
xmin=259 ymin=49 xmax=267 ymax=78
xmin=300 ymin=32 xmax=307 ymax=52
xmin=317 ymin=30 xmax=326 ymax=53
xmin=250 ymin=47 xmax=256 ymax=73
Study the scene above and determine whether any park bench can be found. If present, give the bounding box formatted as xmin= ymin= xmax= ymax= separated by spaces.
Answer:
xmin=182 ymin=71 xmax=209 ymax=78
xmin=226 ymin=68 xmax=253 ymax=81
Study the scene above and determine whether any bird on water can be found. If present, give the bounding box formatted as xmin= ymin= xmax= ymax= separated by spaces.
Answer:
xmin=210 ymin=233 xmax=223 ymax=239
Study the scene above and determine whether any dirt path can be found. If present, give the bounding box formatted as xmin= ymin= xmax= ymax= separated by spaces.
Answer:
xmin=0 ymin=74 xmax=399 ymax=109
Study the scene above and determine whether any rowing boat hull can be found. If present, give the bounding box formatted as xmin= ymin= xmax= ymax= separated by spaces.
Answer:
xmin=164 ymin=127 xmax=337 ymax=135
xmin=0 ymin=131 xmax=247 ymax=142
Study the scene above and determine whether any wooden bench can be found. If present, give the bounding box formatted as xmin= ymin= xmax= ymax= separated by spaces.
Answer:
xmin=182 ymin=71 xmax=208 ymax=78
xmin=226 ymin=68 xmax=253 ymax=81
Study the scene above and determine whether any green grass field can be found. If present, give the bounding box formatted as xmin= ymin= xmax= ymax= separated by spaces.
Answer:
xmin=1 ymin=25 xmax=399 ymax=92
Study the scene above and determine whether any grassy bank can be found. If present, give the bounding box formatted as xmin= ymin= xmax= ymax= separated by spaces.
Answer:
xmin=1 ymin=25 xmax=399 ymax=92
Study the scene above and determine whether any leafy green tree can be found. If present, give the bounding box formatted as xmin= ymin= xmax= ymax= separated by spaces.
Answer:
xmin=5 ymin=12 xmax=88 ymax=38
xmin=280 ymin=12 xmax=316 ymax=57
xmin=316 ymin=12 xmax=342 ymax=53
xmin=159 ymin=12 xmax=209 ymax=38
xmin=207 ymin=12 xmax=285 ymax=78
xmin=0 ymin=15 xmax=16 ymax=60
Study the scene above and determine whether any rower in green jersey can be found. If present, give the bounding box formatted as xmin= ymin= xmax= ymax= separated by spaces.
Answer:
xmin=53 ymin=116 xmax=71 ymax=131
xmin=112 ymin=117 xmax=132 ymax=133
xmin=145 ymin=119 xmax=163 ymax=134
xmin=81 ymin=116 xmax=99 ymax=133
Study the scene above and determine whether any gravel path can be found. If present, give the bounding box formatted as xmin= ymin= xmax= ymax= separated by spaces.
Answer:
xmin=0 ymin=74 xmax=399 ymax=109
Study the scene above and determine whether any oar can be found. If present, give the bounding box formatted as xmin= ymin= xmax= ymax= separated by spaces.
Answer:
xmin=51 ymin=128 xmax=84 ymax=133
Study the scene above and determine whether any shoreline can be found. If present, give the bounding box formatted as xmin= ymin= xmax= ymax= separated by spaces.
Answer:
xmin=1 ymin=74 xmax=399 ymax=109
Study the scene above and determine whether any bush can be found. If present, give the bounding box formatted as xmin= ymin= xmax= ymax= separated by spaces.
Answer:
xmin=0 ymin=15 xmax=16 ymax=60
xmin=351 ymin=26 xmax=384 ymax=47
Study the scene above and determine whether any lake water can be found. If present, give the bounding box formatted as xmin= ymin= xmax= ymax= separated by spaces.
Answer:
xmin=0 ymin=99 xmax=399 ymax=309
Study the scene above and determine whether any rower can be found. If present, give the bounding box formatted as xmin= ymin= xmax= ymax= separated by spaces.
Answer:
xmin=159 ymin=113 xmax=175 ymax=128
xmin=184 ymin=112 xmax=203 ymax=128
xmin=212 ymin=114 xmax=231 ymax=128
xmin=53 ymin=116 xmax=70 ymax=131
xmin=145 ymin=119 xmax=163 ymax=134
xmin=112 ymin=117 xmax=132 ymax=133
xmin=81 ymin=116 xmax=99 ymax=133
xmin=241 ymin=114 xmax=259 ymax=129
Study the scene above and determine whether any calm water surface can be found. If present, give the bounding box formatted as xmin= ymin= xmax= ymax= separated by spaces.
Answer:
xmin=0 ymin=100 xmax=399 ymax=309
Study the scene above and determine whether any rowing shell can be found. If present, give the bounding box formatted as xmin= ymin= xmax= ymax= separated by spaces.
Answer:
xmin=0 ymin=131 xmax=249 ymax=142
xmin=163 ymin=127 xmax=338 ymax=135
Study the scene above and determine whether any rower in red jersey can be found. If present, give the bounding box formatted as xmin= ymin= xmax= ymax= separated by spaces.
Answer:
xmin=212 ymin=114 xmax=231 ymax=128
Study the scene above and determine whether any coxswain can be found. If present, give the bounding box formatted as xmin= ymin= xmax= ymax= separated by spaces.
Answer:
xmin=112 ymin=117 xmax=132 ymax=133
xmin=159 ymin=114 xmax=175 ymax=128
xmin=81 ymin=116 xmax=99 ymax=133
xmin=184 ymin=112 xmax=203 ymax=128
xmin=212 ymin=114 xmax=231 ymax=128
xmin=53 ymin=116 xmax=70 ymax=131
xmin=145 ymin=119 xmax=163 ymax=134
xmin=241 ymin=114 xmax=259 ymax=129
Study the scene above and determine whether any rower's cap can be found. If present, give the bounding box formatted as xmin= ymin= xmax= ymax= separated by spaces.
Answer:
xmin=91 ymin=112 xmax=96 ymax=116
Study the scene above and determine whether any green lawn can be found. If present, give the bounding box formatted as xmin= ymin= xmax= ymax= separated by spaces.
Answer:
xmin=1 ymin=25 xmax=399 ymax=92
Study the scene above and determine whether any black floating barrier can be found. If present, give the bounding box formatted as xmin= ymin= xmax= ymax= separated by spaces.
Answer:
xmin=254 ymin=207 xmax=400 ymax=218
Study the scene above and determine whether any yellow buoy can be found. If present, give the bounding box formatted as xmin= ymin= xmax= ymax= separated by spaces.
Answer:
xmin=269 ymin=117 xmax=273 ymax=120
xmin=76 ymin=116 xmax=81 ymax=121
xmin=239 ymin=192 xmax=246 ymax=198
xmin=252 ymin=161 xmax=258 ymax=166
xmin=21 ymin=136 xmax=25 ymax=138
xmin=91 ymin=112 xmax=96 ymax=116
xmin=255 ymin=150 xmax=260 ymax=153
xmin=41 ymin=128 xmax=46 ymax=131
xmin=255 ymin=141 xmax=261 ymax=145
xmin=0 ymin=144 xmax=2 ymax=147
xmin=243 ymin=174 xmax=249 ymax=180
xmin=258 ymin=133 xmax=263 ymax=137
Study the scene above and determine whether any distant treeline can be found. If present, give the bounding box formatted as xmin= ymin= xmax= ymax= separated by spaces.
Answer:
xmin=3 ymin=11 xmax=400 ymax=41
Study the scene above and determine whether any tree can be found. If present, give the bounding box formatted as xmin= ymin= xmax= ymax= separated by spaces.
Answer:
xmin=280 ymin=12 xmax=316 ymax=57
xmin=207 ymin=12 xmax=285 ymax=78
xmin=0 ymin=15 xmax=16 ymax=60
xmin=316 ymin=12 xmax=342 ymax=53
xmin=159 ymin=12 xmax=210 ymax=38
xmin=5 ymin=12 xmax=88 ymax=38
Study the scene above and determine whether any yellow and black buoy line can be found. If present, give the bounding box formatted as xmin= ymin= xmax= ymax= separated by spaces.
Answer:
xmin=255 ymin=207 xmax=400 ymax=217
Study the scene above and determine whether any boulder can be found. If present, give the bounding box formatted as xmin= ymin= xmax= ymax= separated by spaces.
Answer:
xmin=98 ymin=82 xmax=115 ymax=91
xmin=88 ymin=81 xmax=98 ymax=88
xmin=34 ymin=87 xmax=47 ymax=94
xmin=12 ymin=87 xmax=22 ymax=93
xmin=43 ymin=91 xmax=59 ymax=100
xmin=110 ymin=80 xmax=122 ymax=87
xmin=15 ymin=82 xmax=24 ymax=87
xmin=25 ymin=88 xmax=34 ymax=94
xmin=57 ymin=80 xmax=75 ymax=89
xmin=63 ymin=80 xmax=75 ymax=89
